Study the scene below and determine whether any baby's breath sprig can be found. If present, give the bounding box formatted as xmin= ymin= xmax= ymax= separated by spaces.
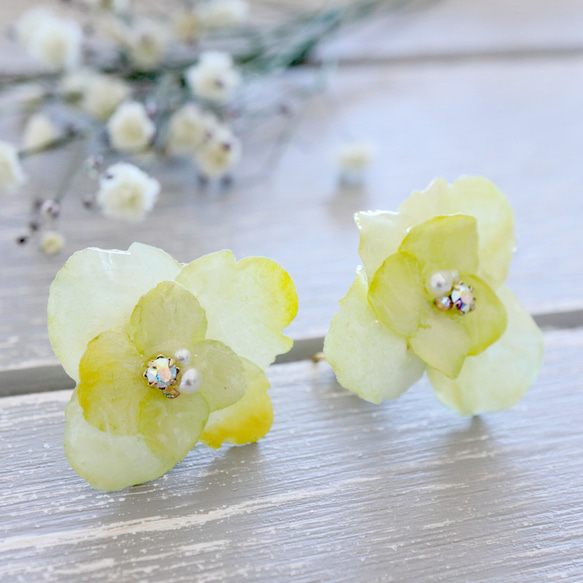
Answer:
xmin=2 ymin=0 xmax=436 ymax=254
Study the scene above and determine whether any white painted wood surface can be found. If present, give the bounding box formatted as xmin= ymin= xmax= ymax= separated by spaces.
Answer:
xmin=319 ymin=0 xmax=583 ymax=61
xmin=2 ymin=0 xmax=582 ymax=69
xmin=2 ymin=2 xmax=583 ymax=580
xmin=1 ymin=328 xmax=582 ymax=581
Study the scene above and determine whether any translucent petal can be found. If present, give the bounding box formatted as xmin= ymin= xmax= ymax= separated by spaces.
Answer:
xmin=324 ymin=269 xmax=425 ymax=404
xmin=77 ymin=328 xmax=147 ymax=436
xmin=48 ymin=243 xmax=182 ymax=383
xmin=368 ymin=252 xmax=429 ymax=337
xmin=355 ymin=211 xmax=417 ymax=280
xmin=458 ymin=275 xmax=507 ymax=356
xmin=398 ymin=214 xmax=479 ymax=276
xmin=129 ymin=281 xmax=207 ymax=358
xmin=139 ymin=390 xmax=210 ymax=461
xmin=64 ymin=391 xmax=175 ymax=491
xmin=201 ymin=358 xmax=273 ymax=448
xmin=176 ymin=250 xmax=298 ymax=368
xmin=398 ymin=177 xmax=515 ymax=288
xmin=409 ymin=313 xmax=469 ymax=379
xmin=190 ymin=339 xmax=246 ymax=412
xmin=427 ymin=285 xmax=544 ymax=415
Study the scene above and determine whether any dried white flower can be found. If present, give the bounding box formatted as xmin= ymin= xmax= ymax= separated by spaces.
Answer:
xmin=60 ymin=68 xmax=95 ymax=100
xmin=166 ymin=104 xmax=218 ymax=155
xmin=11 ymin=83 xmax=47 ymax=110
xmin=196 ymin=0 xmax=249 ymax=29
xmin=336 ymin=141 xmax=375 ymax=185
xmin=173 ymin=10 xmax=202 ymax=44
xmin=127 ymin=21 xmax=169 ymax=71
xmin=40 ymin=231 xmax=65 ymax=255
xmin=15 ymin=8 xmax=54 ymax=46
xmin=0 ymin=141 xmax=25 ymax=191
xmin=24 ymin=14 xmax=83 ymax=71
xmin=97 ymin=14 xmax=129 ymax=46
xmin=195 ymin=125 xmax=241 ymax=178
xmin=83 ymin=74 xmax=131 ymax=121
xmin=96 ymin=163 xmax=159 ymax=222
xmin=185 ymin=51 xmax=241 ymax=103
xmin=107 ymin=102 xmax=155 ymax=153
xmin=22 ymin=113 xmax=60 ymax=151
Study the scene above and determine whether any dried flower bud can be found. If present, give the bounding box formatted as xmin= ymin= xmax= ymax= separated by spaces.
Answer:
xmin=40 ymin=199 xmax=60 ymax=219
xmin=82 ymin=194 xmax=95 ymax=209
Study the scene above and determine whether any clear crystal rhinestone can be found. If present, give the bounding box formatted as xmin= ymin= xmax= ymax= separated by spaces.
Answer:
xmin=450 ymin=283 xmax=475 ymax=314
xmin=144 ymin=356 xmax=180 ymax=398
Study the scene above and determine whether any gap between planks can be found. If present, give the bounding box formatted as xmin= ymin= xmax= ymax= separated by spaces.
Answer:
xmin=1 ymin=308 xmax=582 ymax=399
xmin=321 ymin=46 xmax=583 ymax=68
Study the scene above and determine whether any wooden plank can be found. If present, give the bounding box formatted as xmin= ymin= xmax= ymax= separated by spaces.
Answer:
xmin=1 ymin=0 xmax=582 ymax=70
xmin=1 ymin=327 xmax=582 ymax=581
xmin=319 ymin=0 xmax=583 ymax=61
xmin=2 ymin=59 xmax=583 ymax=371
xmin=6 ymin=308 xmax=583 ymax=398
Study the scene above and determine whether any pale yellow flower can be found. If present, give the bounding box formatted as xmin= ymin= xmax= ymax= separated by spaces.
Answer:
xmin=48 ymin=243 xmax=298 ymax=489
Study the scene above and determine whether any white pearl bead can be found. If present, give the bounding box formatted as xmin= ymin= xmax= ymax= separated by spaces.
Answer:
xmin=179 ymin=368 xmax=202 ymax=394
xmin=426 ymin=270 xmax=454 ymax=297
xmin=174 ymin=348 xmax=191 ymax=365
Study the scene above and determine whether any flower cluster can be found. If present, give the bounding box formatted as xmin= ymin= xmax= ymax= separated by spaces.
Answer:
xmin=14 ymin=4 xmax=247 ymax=176
xmin=5 ymin=0 xmax=398 ymax=253
xmin=6 ymin=1 xmax=253 ymax=253
xmin=48 ymin=243 xmax=298 ymax=490
xmin=324 ymin=177 xmax=544 ymax=415
xmin=16 ymin=8 xmax=83 ymax=71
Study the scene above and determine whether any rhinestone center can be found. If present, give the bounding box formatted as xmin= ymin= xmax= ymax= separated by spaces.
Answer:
xmin=433 ymin=274 xmax=476 ymax=316
xmin=144 ymin=356 xmax=180 ymax=398
xmin=450 ymin=282 xmax=475 ymax=314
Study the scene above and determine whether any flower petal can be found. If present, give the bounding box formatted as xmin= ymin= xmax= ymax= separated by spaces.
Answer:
xmin=128 ymin=280 xmax=207 ymax=358
xmin=176 ymin=250 xmax=298 ymax=368
xmin=201 ymin=358 xmax=273 ymax=448
xmin=355 ymin=211 xmax=416 ymax=280
xmin=427 ymin=285 xmax=544 ymax=415
xmin=398 ymin=214 xmax=479 ymax=276
xmin=77 ymin=328 xmax=147 ymax=436
xmin=398 ymin=177 xmax=515 ymax=288
xmin=368 ymin=251 xmax=429 ymax=337
xmin=405 ymin=276 xmax=506 ymax=378
xmin=139 ymin=390 xmax=210 ymax=461
xmin=64 ymin=391 xmax=175 ymax=491
xmin=409 ymin=313 xmax=469 ymax=379
xmin=48 ymin=243 xmax=182 ymax=382
xmin=457 ymin=274 xmax=507 ymax=356
xmin=191 ymin=339 xmax=246 ymax=412
xmin=324 ymin=269 xmax=425 ymax=404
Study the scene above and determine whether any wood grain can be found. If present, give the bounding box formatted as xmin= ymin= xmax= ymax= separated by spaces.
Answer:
xmin=319 ymin=0 xmax=583 ymax=62
xmin=2 ymin=0 xmax=582 ymax=69
xmin=1 ymin=3 xmax=582 ymax=581
xmin=1 ymin=327 xmax=582 ymax=582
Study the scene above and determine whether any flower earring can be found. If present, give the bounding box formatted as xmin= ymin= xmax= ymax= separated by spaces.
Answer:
xmin=48 ymin=243 xmax=298 ymax=490
xmin=323 ymin=176 xmax=544 ymax=415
